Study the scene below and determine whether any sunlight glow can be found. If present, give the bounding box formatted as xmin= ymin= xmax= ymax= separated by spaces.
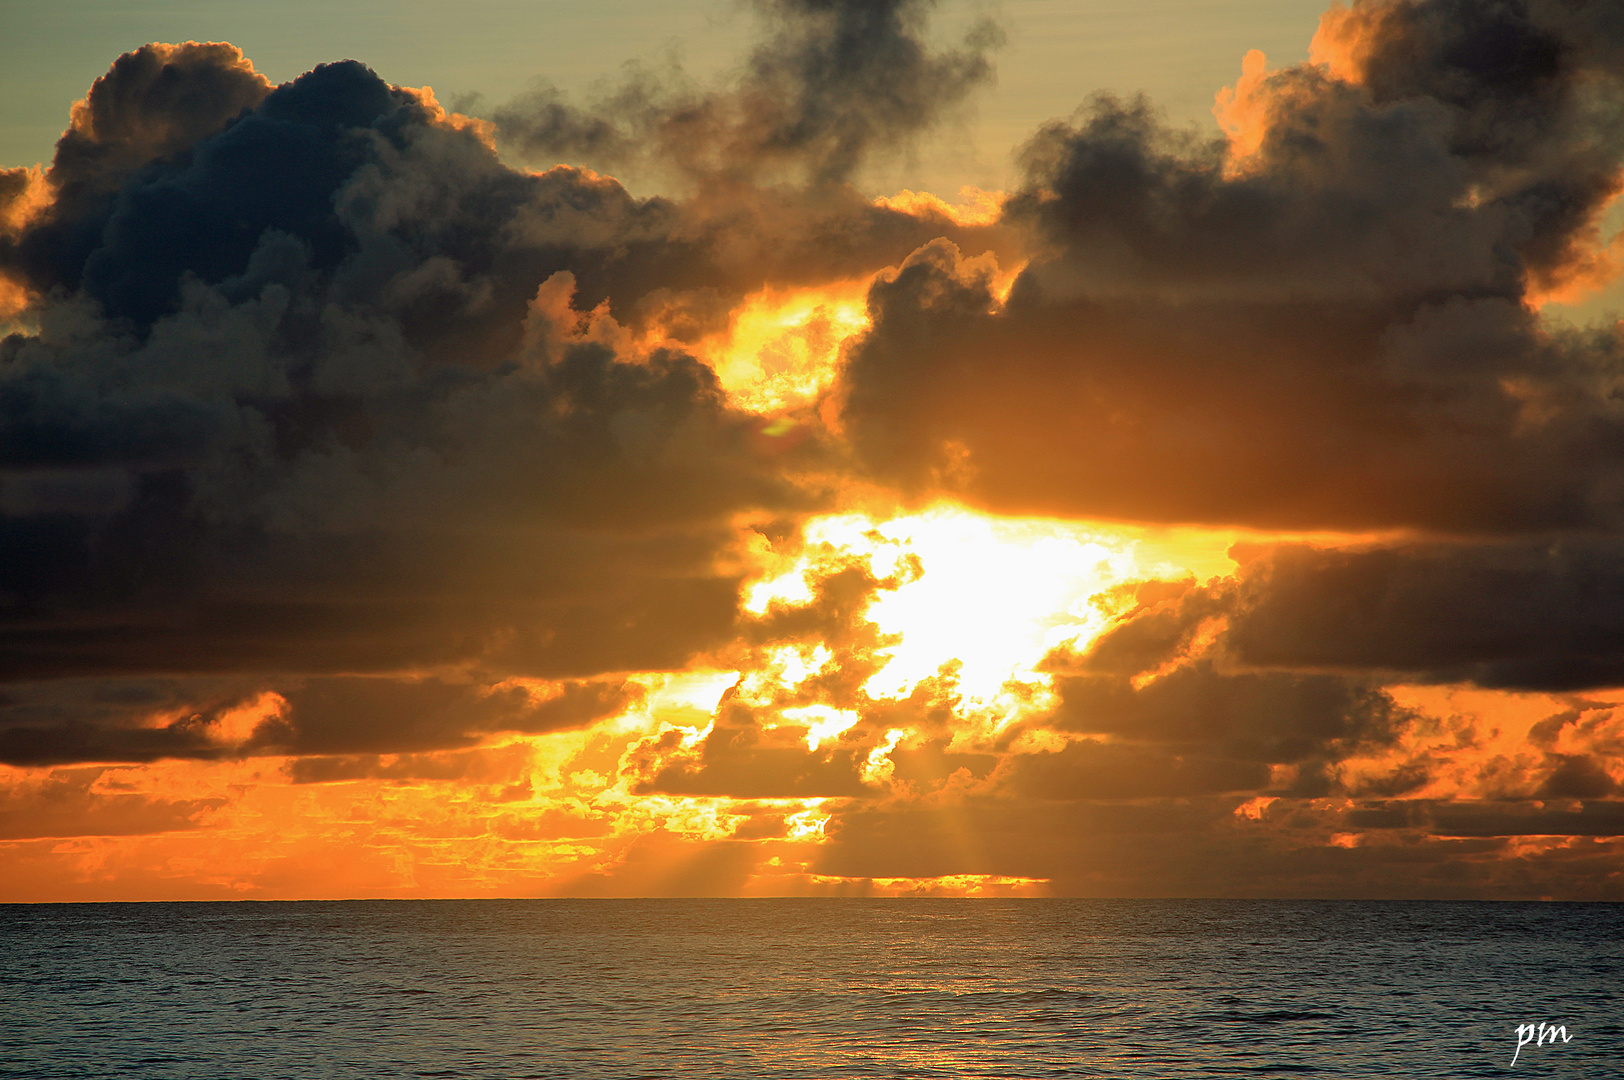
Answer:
xmin=861 ymin=728 xmax=908 ymax=786
xmin=873 ymin=186 xmax=1006 ymax=227
xmin=750 ymin=505 xmax=1141 ymax=704
xmin=786 ymin=705 xmax=862 ymax=750
xmin=785 ymin=800 xmax=831 ymax=838
xmin=807 ymin=873 xmax=1050 ymax=897
xmin=703 ymin=281 xmax=872 ymax=412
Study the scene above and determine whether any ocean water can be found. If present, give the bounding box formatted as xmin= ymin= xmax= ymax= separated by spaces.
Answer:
xmin=1 ymin=899 xmax=1619 ymax=1079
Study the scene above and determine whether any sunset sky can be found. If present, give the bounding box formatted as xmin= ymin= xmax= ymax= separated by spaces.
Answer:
xmin=4 ymin=0 xmax=1624 ymax=901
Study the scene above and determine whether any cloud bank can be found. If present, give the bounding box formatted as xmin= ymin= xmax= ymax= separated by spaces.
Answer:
xmin=3 ymin=0 xmax=1624 ymax=900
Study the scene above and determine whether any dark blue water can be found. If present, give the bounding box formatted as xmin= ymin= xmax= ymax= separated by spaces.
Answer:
xmin=2 ymin=899 xmax=1619 ymax=1078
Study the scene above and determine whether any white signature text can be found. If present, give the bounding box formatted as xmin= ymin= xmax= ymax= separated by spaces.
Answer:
xmin=1511 ymin=1021 xmax=1572 ymax=1066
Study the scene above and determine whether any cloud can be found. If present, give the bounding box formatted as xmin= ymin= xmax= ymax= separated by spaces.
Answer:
xmin=44 ymin=42 xmax=271 ymax=197
xmin=0 ymin=31 xmax=1015 ymax=774
xmin=283 ymin=741 xmax=543 ymax=785
xmin=0 ymin=47 xmax=859 ymax=765
xmin=1347 ymin=797 xmax=1624 ymax=837
xmin=1223 ymin=540 xmax=1624 ymax=690
xmin=7 ymin=0 xmax=1624 ymax=900
xmin=634 ymin=727 xmax=873 ymax=798
xmin=0 ymin=678 xmax=262 ymax=766
xmin=1080 ymin=538 xmax=1624 ymax=693
xmin=0 ymin=670 xmax=635 ymax=767
xmin=837 ymin=0 xmax=1624 ymax=532
xmin=255 ymin=675 xmax=634 ymax=757
xmin=0 ymin=766 xmax=225 ymax=839
xmin=997 ymin=740 xmax=1272 ymax=800
xmin=0 ymin=18 xmax=1016 ymax=773
xmin=495 ymin=0 xmax=1002 ymax=188
xmin=1046 ymin=660 xmax=1408 ymax=766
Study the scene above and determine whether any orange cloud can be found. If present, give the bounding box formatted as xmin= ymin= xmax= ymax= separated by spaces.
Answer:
xmin=1213 ymin=49 xmax=1273 ymax=163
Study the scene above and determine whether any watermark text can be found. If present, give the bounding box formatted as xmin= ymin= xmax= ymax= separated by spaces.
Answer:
xmin=1511 ymin=1022 xmax=1572 ymax=1066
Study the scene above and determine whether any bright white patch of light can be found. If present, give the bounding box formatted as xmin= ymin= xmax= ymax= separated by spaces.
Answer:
xmin=764 ymin=644 xmax=832 ymax=686
xmin=645 ymin=671 xmax=738 ymax=715
xmin=755 ymin=506 xmax=1139 ymax=703
xmin=861 ymin=728 xmax=908 ymax=785
xmin=784 ymin=705 xmax=861 ymax=750
xmin=745 ymin=566 xmax=815 ymax=614
xmin=624 ymin=670 xmax=738 ymax=746
xmin=785 ymin=800 xmax=831 ymax=838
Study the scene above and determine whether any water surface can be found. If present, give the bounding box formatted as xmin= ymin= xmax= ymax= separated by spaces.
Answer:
xmin=3 ymin=899 xmax=1619 ymax=1078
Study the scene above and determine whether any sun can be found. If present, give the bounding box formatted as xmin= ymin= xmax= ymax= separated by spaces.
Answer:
xmin=748 ymin=504 xmax=1152 ymax=706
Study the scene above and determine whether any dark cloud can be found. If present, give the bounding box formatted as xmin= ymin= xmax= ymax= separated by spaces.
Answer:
xmin=0 ymin=309 xmax=774 ymax=681
xmin=0 ymin=0 xmax=1019 ymax=772
xmin=1347 ymin=797 xmax=1624 ymax=837
xmin=0 ymin=47 xmax=845 ymax=761
xmin=44 ymin=42 xmax=271 ymax=199
xmin=0 ymin=718 xmax=218 ymax=770
xmin=838 ymin=0 xmax=1624 ymax=533
xmin=255 ymin=676 xmax=633 ymax=757
xmin=814 ymin=796 xmax=1624 ymax=898
xmin=17 ymin=43 xmax=273 ymax=313
xmin=633 ymin=718 xmax=873 ymax=798
xmin=1222 ymin=540 xmax=1624 ymax=690
xmin=496 ymin=0 xmax=1002 ymax=188
xmin=0 ymin=674 xmax=631 ymax=766
xmin=1065 ymin=578 xmax=1213 ymax=677
xmin=0 ymin=27 xmax=1013 ymax=770
xmin=0 ymin=677 xmax=260 ymax=766
xmin=1083 ymin=539 xmax=1624 ymax=692
xmin=999 ymin=740 xmax=1272 ymax=799
xmin=1046 ymin=660 xmax=1409 ymax=765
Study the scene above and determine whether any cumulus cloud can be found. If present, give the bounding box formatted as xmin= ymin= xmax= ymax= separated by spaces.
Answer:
xmin=0 ymin=44 xmax=821 ymax=765
xmin=838 ymin=0 xmax=1624 ymax=533
xmin=0 ymin=3 xmax=1012 ymax=771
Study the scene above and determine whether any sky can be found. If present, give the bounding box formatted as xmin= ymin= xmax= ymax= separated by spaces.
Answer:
xmin=2 ymin=0 xmax=1624 ymax=901
xmin=2 ymin=0 xmax=1339 ymax=194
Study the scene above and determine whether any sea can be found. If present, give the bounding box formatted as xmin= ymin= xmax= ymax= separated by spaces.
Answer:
xmin=1 ymin=899 xmax=1619 ymax=1079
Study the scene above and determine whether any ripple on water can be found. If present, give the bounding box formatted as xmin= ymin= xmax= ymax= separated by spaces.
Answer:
xmin=0 ymin=899 xmax=1620 ymax=1079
